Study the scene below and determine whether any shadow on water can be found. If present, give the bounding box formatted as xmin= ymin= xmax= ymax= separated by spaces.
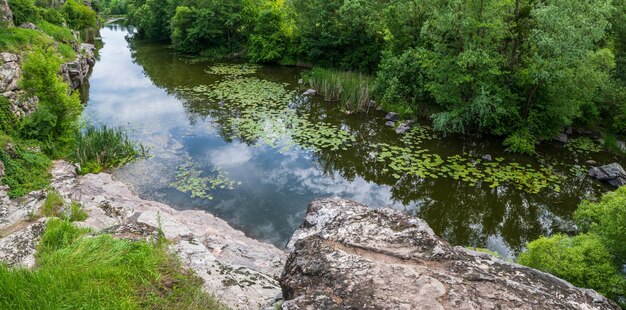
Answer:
xmin=82 ymin=24 xmax=622 ymax=258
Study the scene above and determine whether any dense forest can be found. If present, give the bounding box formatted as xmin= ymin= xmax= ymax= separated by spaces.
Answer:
xmin=118 ymin=0 xmax=626 ymax=154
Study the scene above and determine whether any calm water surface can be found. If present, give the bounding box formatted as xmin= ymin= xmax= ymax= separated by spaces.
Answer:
xmin=82 ymin=24 xmax=622 ymax=258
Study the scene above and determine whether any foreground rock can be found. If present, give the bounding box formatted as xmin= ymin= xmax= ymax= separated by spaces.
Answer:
xmin=281 ymin=198 xmax=620 ymax=310
xmin=589 ymin=163 xmax=626 ymax=187
xmin=0 ymin=161 xmax=286 ymax=310
xmin=0 ymin=0 xmax=12 ymax=27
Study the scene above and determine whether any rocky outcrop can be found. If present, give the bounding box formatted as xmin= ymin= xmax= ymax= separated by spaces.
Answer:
xmin=281 ymin=198 xmax=620 ymax=310
xmin=61 ymin=44 xmax=95 ymax=90
xmin=589 ymin=163 xmax=626 ymax=187
xmin=0 ymin=0 xmax=12 ymax=28
xmin=0 ymin=161 xmax=286 ymax=308
xmin=0 ymin=43 xmax=95 ymax=118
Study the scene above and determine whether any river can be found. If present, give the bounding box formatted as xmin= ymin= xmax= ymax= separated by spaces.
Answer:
xmin=81 ymin=23 xmax=621 ymax=258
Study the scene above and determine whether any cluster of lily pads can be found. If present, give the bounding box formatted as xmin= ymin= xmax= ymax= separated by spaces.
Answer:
xmin=176 ymin=63 xmax=563 ymax=194
xmin=205 ymin=63 xmax=261 ymax=76
xmin=170 ymin=160 xmax=237 ymax=200
xmin=374 ymin=125 xmax=561 ymax=193
xmin=565 ymin=137 xmax=602 ymax=154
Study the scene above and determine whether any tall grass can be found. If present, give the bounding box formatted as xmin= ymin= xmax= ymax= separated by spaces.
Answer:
xmin=304 ymin=67 xmax=374 ymax=112
xmin=74 ymin=124 xmax=144 ymax=174
xmin=0 ymin=218 xmax=227 ymax=309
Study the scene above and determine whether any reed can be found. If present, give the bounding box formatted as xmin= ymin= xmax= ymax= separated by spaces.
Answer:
xmin=305 ymin=68 xmax=374 ymax=112
xmin=74 ymin=124 xmax=144 ymax=174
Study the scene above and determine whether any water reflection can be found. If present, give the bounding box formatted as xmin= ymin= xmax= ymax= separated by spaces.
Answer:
xmin=83 ymin=24 xmax=621 ymax=256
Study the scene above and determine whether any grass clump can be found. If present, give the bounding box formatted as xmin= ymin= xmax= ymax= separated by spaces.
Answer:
xmin=41 ymin=190 xmax=64 ymax=217
xmin=73 ymin=124 xmax=143 ymax=174
xmin=0 ymin=218 xmax=227 ymax=309
xmin=304 ymin=67 xmax=374 ymax=112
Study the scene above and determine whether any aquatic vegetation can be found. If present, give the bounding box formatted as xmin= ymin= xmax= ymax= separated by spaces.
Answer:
xmin=374 ymin=125 xmax=561 ymax=193
xmin=170 ymin=160 xmax=237 ymax=200
xmin=566 ymin=137 xmax=602 ymax=154
xmin=303 ymin=68 xmax=374 ymax=112
xmin=73 ymin=124 xmax=144 ymax=174
xmin=205 ymin=63 xmax=261 ymax=76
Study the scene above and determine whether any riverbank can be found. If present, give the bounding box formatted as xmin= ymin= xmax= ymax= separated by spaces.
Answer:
xmin=0 ymin=161 xmax=286 ymax=309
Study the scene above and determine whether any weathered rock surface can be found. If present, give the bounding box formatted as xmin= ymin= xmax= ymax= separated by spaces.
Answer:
xmin=0 ymin=52 xmax=20 ymax=92
xmin=589 ymin=163 xmax=626 ymax=187
xmin=0 ymin=0 xmax=13 ymax=28
xmin=281 ymin=198 xmax=620 ymax=310
xmin=61 ymin=44 xmax=95 ymax=90
xmin=555 ymin=133 xmax=568 ymax=143
xmin=18 ymin=22 xmax=40 ymax=31
xmin=302 ymin=89 xmax=316 ymax=96
xmin=385 ymin=112 xmax=398 ymax=122
xmin=0 ymin=161 xmax=286 ymax=309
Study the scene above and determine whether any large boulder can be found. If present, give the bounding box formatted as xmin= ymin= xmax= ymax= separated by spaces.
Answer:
xmin=61 ymin=44 xmax=96 ymax=90
xmin=281 ymin=198 xmax=620 ymax=310
xmin=589 ymin=163 xmax=626 ymax=187
xmin=0 ymin=52 xmax=20 ymax=92
xmin=0 ymin=0 xmax=12 ymax=28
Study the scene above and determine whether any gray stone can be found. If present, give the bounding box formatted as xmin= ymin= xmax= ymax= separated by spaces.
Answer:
xmin=49 ymin=161 xmax=286 ymax=309
xmin=555 ymin=133 xmax=568 ymax=143
xmin=0 ymin=0 xmax=12 ymax=28
xmin=61 ymin=44 xmax=96 ymax=90
xmin=375 ymin=106 xmax=383 ymax=111
xmin=18 ymin=22 xmax=40 ymax=31
xmin=0 ymin=52 xmax=20 ymax=92
xmin=281 ymin=198 xmax=620 ymax=310
xmin=565 ymin=127 xmax=573 ymax=135
xmin=586 ymin=160 xmax=598 ymax=166
xmin=385 ymin=112 xmax=399 ymax=122
xmin=482 ymin=154 xmax=492 ymax=162
xmin=589 ymin=163 xmax=626 ymax=187
xmin=302 ymin=89 xmax=316 ymax=96
xmin=617 ymin=140 xmax=626 ymax=153
xmin=395 ymin=124 xmax=410 ymax=134
xmin=384 ymin=121 xmax=395 ymax=128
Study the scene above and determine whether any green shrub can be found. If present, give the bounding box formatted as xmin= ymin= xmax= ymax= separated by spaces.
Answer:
xmin=62 ymin=0 xmax=97 ymax=30
xmin=503 ymin=129 xmax=536 ymax=155
xmin=518 ymin=234 xmax=625 ymax=300
xmin=68 ymin=201 xmax=88 ymax=222
xmin=0 ymin=97 xmax=16 ymax=136
xmin=374 ymin=49 xmax=427 ymax=117
xmin=39 ymin=8 xmax=66 ymax=26
xmin=0 ymin=219 xmax=227 ymax=309
xmin=0 ymin=142 xmax=51 ymax=198
xmin=304 ymin=67 xmax=374 ymax=112
xmin=19 ymin=48 xmax=82 ymax=156
xmin=574 ymin=187 xmax=626 ymax=263
xmin=73 ymin=124 xmax=142 ymax=174
xmin=8 ymin=0 xmax=39 ymax=25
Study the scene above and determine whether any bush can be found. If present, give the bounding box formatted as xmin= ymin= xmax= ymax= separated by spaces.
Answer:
xmin=374 ymin=49 xmax=428 ymax=117
xmin=19 ymin=48 xmax=82 ymax=156
xmin=8 ymin=0 xmax=39 ymax=25
xmin=0 ymin=97 xmax=16 ymax=136
xmin=63 ymin=0 xmax=97 ymax=30
xmin=0 ymin=219 xmax=227 ymax=309
xmin=73 ymin=124 xmax=142 ymax=174
xmin=503 ymin=129 xmax=536 ymax=155
xmin=248 ymin=4 xmax=289 ymax=63
xmin=518 ymin=234 xmax=625 ymax=300
xmin=574 ymin=187 xmax=626 ymax=263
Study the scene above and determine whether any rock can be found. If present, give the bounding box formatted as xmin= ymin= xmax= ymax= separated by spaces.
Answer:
xmin=302 ymin=89 xmax=316 ymax=96
xmin=18 ymin=22 xmax=40 ymax=31
xmin=375 ymin=106 xmax=383 ymax=111
xmin=60 ymin=44 xmax=95 ymax=90
xmin=0 ymin=52 xmax=20 ymax=92
xmin=384 ymin=121 xmax=395 ymax=128
xmin=586 ymin=160 xmax=598 ymax=166
xmin=565 ymin=127 xmax=573 ymax=135
xmin=385 ymin=112 xmax=399 ymax=122
xmin=555 ymin=133 xmax=568 ymax=143
xmin=482 ymin=154 xmax=492 ymax=162
xmin=589 ymin=163 xmax=626 ymax=187
xmin=368 ymin=100 xmax=376 ymax=109
xmin=617 ymin=140 xmax=626 ymax=153
xmin=395 ymin=124 xmax=410 ymax=134
xmin=281 ymin=198 xmax=620 ymax=310
xmin=48 ymin=161 xmax=286 ymax=309
xmin=0 ymin=0 xmax=12 ymax=28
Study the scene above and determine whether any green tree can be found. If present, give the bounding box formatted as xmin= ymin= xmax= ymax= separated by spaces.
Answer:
xmin=63 ymin=0 xmax=97 ymax=30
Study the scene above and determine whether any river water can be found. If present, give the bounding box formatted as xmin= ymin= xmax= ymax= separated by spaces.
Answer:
xmin=81 ymin=24 xmax=622 ymax=258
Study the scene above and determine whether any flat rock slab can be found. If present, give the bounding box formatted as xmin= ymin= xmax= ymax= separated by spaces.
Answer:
xmin=49 ymin=161 xmax=287 ymax=310
xmin=281 ymin=198 xmax=620 ymax=310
